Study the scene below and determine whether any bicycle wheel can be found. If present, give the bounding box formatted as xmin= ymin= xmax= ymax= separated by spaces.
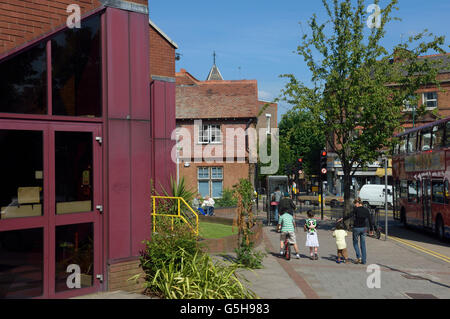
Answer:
xmin=285 ymin=240 xmax=291 ymax=260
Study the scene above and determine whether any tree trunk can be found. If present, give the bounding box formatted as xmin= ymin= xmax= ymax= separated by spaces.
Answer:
xmin=342 ymin=164 xmax=353 ymax=220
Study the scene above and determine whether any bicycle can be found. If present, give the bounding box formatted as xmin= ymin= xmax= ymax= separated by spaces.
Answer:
xmin=282 ymin=232 xmax=292 ymax=260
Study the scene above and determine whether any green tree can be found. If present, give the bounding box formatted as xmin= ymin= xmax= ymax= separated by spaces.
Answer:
xmin=280 ymin=0 xmax=446 ymax=214
xmin=278 ymin=109 xmax=326 ymax=177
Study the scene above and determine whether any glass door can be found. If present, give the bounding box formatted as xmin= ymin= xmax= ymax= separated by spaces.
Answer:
xmin=0 ymin=120 xmax=103 ymax=299
xmin=422 ymin=178 xmax=432 ymax=229
xmin=0 ymin=121 xmax=48 ymax=298
xmin=49 ymin=124 xmax=102 ymax=298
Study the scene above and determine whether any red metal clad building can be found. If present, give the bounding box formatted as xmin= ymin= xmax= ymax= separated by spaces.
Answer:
xmin=0 ymin=0 xmax=176 ymax=298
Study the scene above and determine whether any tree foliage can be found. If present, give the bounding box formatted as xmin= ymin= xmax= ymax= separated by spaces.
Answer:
xmin=279 ymin=0 xmax=446 ymax=213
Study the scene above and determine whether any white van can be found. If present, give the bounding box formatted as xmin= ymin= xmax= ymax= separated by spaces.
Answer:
xmin=358 ymin=184 xmax=393 ymax=208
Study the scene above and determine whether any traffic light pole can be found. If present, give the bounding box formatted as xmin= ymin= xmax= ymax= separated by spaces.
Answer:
xmin=320 ymin=173 xmax=324 ymax=220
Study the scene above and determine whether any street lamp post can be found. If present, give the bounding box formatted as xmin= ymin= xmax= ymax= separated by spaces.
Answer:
xmin=384 ymin=157 xmax=388 ymax=241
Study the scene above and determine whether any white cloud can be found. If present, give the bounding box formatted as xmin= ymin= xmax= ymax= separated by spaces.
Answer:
xmin=258 ymin=90 xmax=274 ymax=102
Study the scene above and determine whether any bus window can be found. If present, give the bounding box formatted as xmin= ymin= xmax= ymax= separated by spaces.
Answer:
xmin=421 ymin=129 xmax=432 ymax=151
xmin=399 ymin=136 xmax=407 ymax=154
xmin=417 ymin=180 xmax=421 ymax=201
xmin=400 ymin=180 xmax=408 ymax=198
xmin=407 ymin=181 xmax=417 ymax=203
xmin=432 ymin=180 xmax=445 ymax=204
xmin=408 ymin=132 xmax=417 ymax=153
xmin=445 ymin=180 xmax=449 ymax=204
xmin=432 ymin=125 xmax=444 ymax=149
xmin=445 ymin=121 xmax=450 ymax=147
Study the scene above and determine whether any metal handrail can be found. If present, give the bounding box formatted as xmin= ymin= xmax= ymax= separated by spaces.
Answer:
xmin=152 ymin=196 xmax=199 ymax=235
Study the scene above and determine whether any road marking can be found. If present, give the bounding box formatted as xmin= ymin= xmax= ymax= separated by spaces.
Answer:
xmin=389 ymin=236 xmax=450 ymax=264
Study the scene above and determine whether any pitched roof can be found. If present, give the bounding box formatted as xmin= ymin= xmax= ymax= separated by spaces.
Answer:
xmin=176 ymin=69 xmax=258 ymax=119
xmin=206 ymin=64 xmax=224 ymax=81
xmin=149 ymin=18 xmax=178 ymax=49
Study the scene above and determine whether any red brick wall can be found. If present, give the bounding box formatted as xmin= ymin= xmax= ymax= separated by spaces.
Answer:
xmin=256 ymin=101 xmax=278 ymax=132
xmin=0 ymin=0 xmax=102 ymax=55
xmin=149 ymin=24 xmax=175 ymax=78
xmin=0 ymin=0 xmax=149 ymax=56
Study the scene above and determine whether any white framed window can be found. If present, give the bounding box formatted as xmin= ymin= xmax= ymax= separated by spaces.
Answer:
xmin=422 ymin=92 xmax=438 ymax=109
xmin=265 ymin=113 xmax=271 ymax=134
xmin=198 ymin=124 xmax=222 ymax=144
xmin=197 ymin=167 xmax=223 ymax=198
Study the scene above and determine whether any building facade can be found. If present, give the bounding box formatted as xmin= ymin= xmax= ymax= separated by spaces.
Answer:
xmin=0 ymin=0 xmax=176 ymax=298
xmin=175 ymin=67 xmax=261 ymax=198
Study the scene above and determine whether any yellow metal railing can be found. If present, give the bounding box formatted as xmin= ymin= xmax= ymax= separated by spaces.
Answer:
xmin=152 ymin=196 xmax=199 ymax=235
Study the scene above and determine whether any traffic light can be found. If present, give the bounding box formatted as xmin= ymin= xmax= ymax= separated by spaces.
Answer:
xmin=320 ymin=150 xmax=327 ymax=174
xmin=297 ymin=158 xmax=303 ymax=174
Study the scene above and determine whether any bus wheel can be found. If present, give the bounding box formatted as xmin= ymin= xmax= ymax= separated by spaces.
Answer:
xmin=436 ymin=216 xmax=445 ymax=242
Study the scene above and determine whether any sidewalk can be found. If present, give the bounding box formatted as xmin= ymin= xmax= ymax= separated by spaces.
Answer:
xmin=233 ymin=213 xmax=450 ymax=299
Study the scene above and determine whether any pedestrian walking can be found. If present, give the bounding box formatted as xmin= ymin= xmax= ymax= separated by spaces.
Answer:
xmin=332 ymin=222 xmax=348 ymax=264
xmin=338 ymin=198 xmax=373 ymax=264
xmin=304 ymin=210 xmax=319 ymax=260
xmin=271 ymin=187 xmax=282 ymax=224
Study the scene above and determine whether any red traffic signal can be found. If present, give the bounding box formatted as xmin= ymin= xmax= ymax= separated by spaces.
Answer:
xmin=298 ymin=158 xmax=303 ymax=163
xmin=321 ymin=151 xmax=327 ymax=157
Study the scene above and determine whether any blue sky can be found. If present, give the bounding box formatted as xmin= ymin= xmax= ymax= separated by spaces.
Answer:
xmin=148 ymin=0 xmax=450 ymax=120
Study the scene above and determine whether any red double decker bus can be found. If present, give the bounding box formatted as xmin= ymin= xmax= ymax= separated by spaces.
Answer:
xmin=392 ymin=117 xmax=450 ymax=241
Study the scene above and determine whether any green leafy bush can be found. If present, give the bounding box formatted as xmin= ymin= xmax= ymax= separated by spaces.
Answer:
xmin=215 ymin=188 xmax=237 ymax=208
xmin=145 ymin=247 xmax=257 ymax=299
xmin=140 ymin=218 xmax=200 ymax=279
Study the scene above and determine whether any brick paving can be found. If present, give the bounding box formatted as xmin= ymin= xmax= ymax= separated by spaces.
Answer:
xmin=235 ymin=212 xmax=450 ymax=299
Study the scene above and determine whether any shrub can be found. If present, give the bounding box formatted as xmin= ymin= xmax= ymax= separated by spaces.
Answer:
xmin=140 ymin=218 xmax=200 ymax=279
xmin=215 ymin=188 xmax=237 ymax=208
xmin=145 ymin=247 xmax=257 ymax=299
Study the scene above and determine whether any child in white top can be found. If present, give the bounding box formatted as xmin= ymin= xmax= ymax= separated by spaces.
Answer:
xmin=332 ymin=222 xmax=348 ymax=264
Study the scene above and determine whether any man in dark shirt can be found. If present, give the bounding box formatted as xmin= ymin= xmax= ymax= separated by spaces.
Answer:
xmin=338 ymin=198 xmax=373 ymax=264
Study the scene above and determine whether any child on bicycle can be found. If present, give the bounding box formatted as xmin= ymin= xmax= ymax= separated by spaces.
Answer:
xmin=304 ymin=210 xmax=319 ymax=260
xmin=332 ymin=222 xmax=348 ymax=264
xmin=278 ymin=198 xmax=300 ymax=259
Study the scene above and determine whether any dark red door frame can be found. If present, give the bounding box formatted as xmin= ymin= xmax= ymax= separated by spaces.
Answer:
xmin=0 ymin=120 xmax=103 ymax=299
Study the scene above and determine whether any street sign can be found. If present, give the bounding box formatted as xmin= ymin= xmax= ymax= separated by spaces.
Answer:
xmin=321 ymin=168 xmax=327 ymax=174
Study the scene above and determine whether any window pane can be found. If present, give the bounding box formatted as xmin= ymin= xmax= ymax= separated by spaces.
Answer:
xmin=432 ymin=181 xmax=445 ymax=204
xmin=407 ymin=181 xmax=417 ymax=203
xmin=0 ymin=43 xmax=47 ymax=115
xmin=210 ymin=125 xmax=221 ymax=143
xmin=0 ymin=228 xmax=44 ymax=298
xmin=212 ymin=181 xmax=223 ymax=198
xmin=399 ymin=136 xmax=407 ymax=154
xmin=408 ymin=132 xmax=417 ymax=153
xmin=197 ymin=167 xmax=209 ymax=179
xmin=52 ymin=15 xmax=101 ymax=117
xmin=421 ymin=130 xmax=432 ymax=151
xmin=198 ymin=125 xmax=209 ymax=143
xmin=445 ymin=122 xmax=450 ymax=147
xmin=0 ymin=130 xmax=43 ymax=220
xmin=423 ymin=92 xmax=437 ymax=108
xmin=211 ymin=167 xmax=223 ymax=179
xmin=198 ymin=181 xmax=209 ymax=198
xmin=432 ymin=125 xmax=444 ymax=149
xmin=55 ymin=223 xmax=93 ymax=292
xmin=55 ymin=132 xmax=93 ymax=214
xmin=400 ymin=180 xmax=408 ymax=198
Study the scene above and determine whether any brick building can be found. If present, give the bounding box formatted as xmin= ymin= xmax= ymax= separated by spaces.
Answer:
xmin=0 ymin=0 xmax=176 ymax=298
xmin=175 ymin=66 xmax=267 ymax=198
